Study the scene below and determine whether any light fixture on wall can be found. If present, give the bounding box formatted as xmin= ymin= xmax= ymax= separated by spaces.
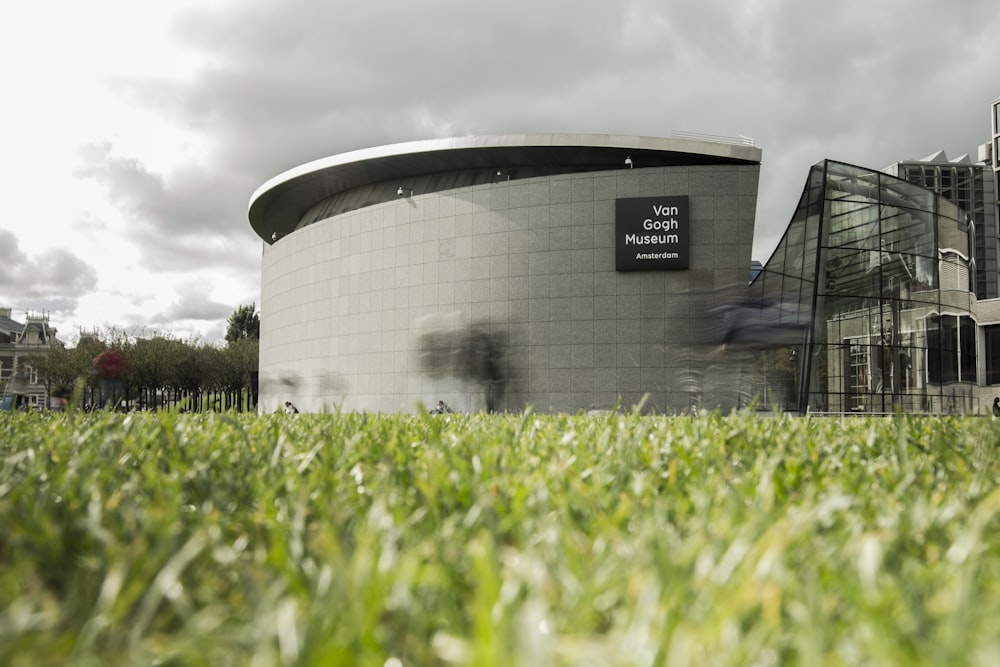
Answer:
xmin=397 ymin=186 xmax=413 ymax=197
xmin=624 ymin=156 xmax=633 ymax=168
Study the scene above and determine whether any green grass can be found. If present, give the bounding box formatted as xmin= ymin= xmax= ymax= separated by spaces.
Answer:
xmin=1 ymin=409 xmax=999 ymax=666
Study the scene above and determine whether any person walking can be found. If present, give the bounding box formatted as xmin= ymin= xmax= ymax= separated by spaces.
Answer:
xmin=993 ymin=397 xmax=999 ymax=419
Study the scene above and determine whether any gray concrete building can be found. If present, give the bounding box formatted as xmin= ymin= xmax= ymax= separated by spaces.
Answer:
xmin=249 ymin=134 xmax=761 ymax=413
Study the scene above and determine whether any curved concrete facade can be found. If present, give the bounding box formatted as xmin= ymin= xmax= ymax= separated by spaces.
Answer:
xmin=251 ymin=134 xmax=762 ymax=413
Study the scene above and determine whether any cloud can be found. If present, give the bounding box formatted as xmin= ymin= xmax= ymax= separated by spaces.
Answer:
xmin=0 ymin=229 xmax=101 ymax=334
xmin=0 ymin=229 xmax=28 ymax=277
xmin=0 ymin=229 xmax=98 ymax=301
xmin=74 ymin=141 xmax=262 ymax=282
xmin=76 ymin=142 xmax=249 ymax=236
xmin=156 ymin=281 xmax=235 ymax=323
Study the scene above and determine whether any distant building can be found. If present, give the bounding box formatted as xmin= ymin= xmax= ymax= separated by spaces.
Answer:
xmin=883 ymin=150 xmax=998 ymax=299
xmin=988 ymin=96 xmax=1000 ymax=255
xmin=0 ymin=307 xmax=61 ymax=409
xmin=990 ymin=96 xmax=1000 ymax=187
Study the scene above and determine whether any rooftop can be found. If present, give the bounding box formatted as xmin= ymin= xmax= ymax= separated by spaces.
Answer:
xmin=248 ymin=133 xmax=762 ymax=244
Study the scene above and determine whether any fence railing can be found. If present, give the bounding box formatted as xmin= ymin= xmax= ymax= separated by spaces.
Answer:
xmin=667 ymin=130 xmax=756 ymax=147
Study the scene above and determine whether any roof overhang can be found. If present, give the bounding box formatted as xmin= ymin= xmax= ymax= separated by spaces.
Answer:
xmin=248 ymin=133 xmax=762 ymax=243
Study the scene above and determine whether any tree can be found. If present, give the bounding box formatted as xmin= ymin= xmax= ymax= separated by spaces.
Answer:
xmin=27 ymin=345 xmax=77 ymax=392
xmin=128 ymin=337 xmax=180 ymax=409
xmin=222 ymin=304 xmax=259 ymax=410
xmin=171 ymin=341 xmax=211 ymax=408
xmin=24 ymin=321 xmax=262 ymax=412
xmin=216 ymin=338 xmax=259 ymax=411
xmin=226 ymin=304 xmax=260 ymax=344
xmin=29 ymin=336 xmax=106 ymax=401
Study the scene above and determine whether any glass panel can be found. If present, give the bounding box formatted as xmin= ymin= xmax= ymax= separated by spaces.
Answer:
xmin=926 ymin=315 xmax=944 ymax=383
xmin=881 ymin=176 xmax=936 ymax=214
xmin=955 ymin=169 xmax=971 ymax=211
xmin=942 ymin=315 xmax=959 ymax=383
xmin=927 ymin=315 xmax=960 ymax=384
xmin=801 ymin=237 xmax=817 ymax=285
xmin=939 ymin=169 xmax=953 ymax=199
xmin=825 ymin=162 xmax=881 ymax=204
xmin=825 ymin=249 xmax=884 ymax=299
xmin=776 ymin=276 xmax=801 ymax=316
xmin=846 ymin=339 xmax=870 ymax=411
xmin=825 ymin=200 xmax=879 ymax=250
xmin=805 ymin=163 xmax=827 ymax=217
xmin=960 ymin=316 xmax=976 ymax=382
xmin=760 ymin=268 xmax=783 ymax=302
xmin=805 ymin=210 xmax=820 ymax=241
xmin=986 ymin=325 xmax=1000 ymax=385
xmin=784 ymin=223 xmax=806 ymax=278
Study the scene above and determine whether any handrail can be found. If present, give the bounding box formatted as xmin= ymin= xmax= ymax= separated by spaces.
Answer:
xmin=667 ymin=130 xmax=756 ymax=147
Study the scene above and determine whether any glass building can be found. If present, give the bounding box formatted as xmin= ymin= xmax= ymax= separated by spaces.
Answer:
xmin=750 ymin=160 xmax=978 ymax=414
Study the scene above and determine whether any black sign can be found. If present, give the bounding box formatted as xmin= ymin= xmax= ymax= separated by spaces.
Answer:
xmin=615 ymin=196 xmax=689 ymax=271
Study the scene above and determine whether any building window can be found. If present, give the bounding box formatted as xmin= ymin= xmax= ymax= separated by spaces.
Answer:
xmin=926 ymin=314 xmax=976 ymax=383
xmin=845 ymin=339 xmax=869 ymax=411
xmin=985 ymin=325 xmax=1000 ymax=386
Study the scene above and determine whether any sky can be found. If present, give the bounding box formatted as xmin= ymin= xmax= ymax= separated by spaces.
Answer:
xmin=1 ymin=0 xmax=997 ymax=345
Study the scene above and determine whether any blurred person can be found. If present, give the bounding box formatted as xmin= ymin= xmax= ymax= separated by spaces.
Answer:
xmin=93 ymin=350 xmax=125 ymax=409
xmin=49 ymin=385 xmax=71 ymax=411
xmin=430 ymin=400 xmax=452 ymax=414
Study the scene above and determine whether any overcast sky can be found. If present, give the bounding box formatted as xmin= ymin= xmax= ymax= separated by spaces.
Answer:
xmin=1 ymin=0 xmax=997 ymax=344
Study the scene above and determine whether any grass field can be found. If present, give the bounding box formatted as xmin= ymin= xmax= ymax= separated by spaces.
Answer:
xmin=1 ymin=409 xmax=999 ymax=666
